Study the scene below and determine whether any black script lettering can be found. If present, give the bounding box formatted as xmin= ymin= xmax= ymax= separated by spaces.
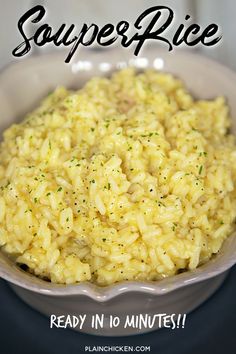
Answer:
xmin=65 ymin=24 xmax=99 ymax=63
xmin=173 ymin=15 xmax=191 ymax=46
xmin=97 ymin=24 xmax=117 ymax=46
xmin=132 ymin=6 xmax=174 ymax=55
xmin=201 ymin=24 xmax=221 ymax=46
xmin=116 ymin=21 xmax=132 ymax=47
xmin=50 ymin=24 xmax=77 ymax=46
xmin=173 ymin=16 xmax=221 ymax=47
xmin=12 ymin=5 xmax=222 ymax=64
xmin=34 ymin=24 xmax=53 ymax=46
xmin=12 ymin=5 xmax=45 ymax=57
xmin=178 ymin=23 xmax=201 ymax=46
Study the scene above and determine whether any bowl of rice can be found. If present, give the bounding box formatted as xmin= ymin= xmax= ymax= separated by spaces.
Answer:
xmin=0 ymin=48 xmax=236 ymax=336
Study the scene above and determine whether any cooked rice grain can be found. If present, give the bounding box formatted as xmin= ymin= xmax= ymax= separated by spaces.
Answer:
xmin=0 ymin=68 xmax=236 ymax=285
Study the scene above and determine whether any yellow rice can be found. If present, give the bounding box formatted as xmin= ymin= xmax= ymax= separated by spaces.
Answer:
xmin=0 ymin=68 xmax=236 ymax=285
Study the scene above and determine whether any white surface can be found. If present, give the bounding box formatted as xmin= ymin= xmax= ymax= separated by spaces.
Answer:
xmin=197 ymin=0 xmax=236 ymax=71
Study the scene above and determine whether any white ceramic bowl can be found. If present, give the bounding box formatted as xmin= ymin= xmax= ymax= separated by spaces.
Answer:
xmin=0 ymin=48 xmax=236 ymax=336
